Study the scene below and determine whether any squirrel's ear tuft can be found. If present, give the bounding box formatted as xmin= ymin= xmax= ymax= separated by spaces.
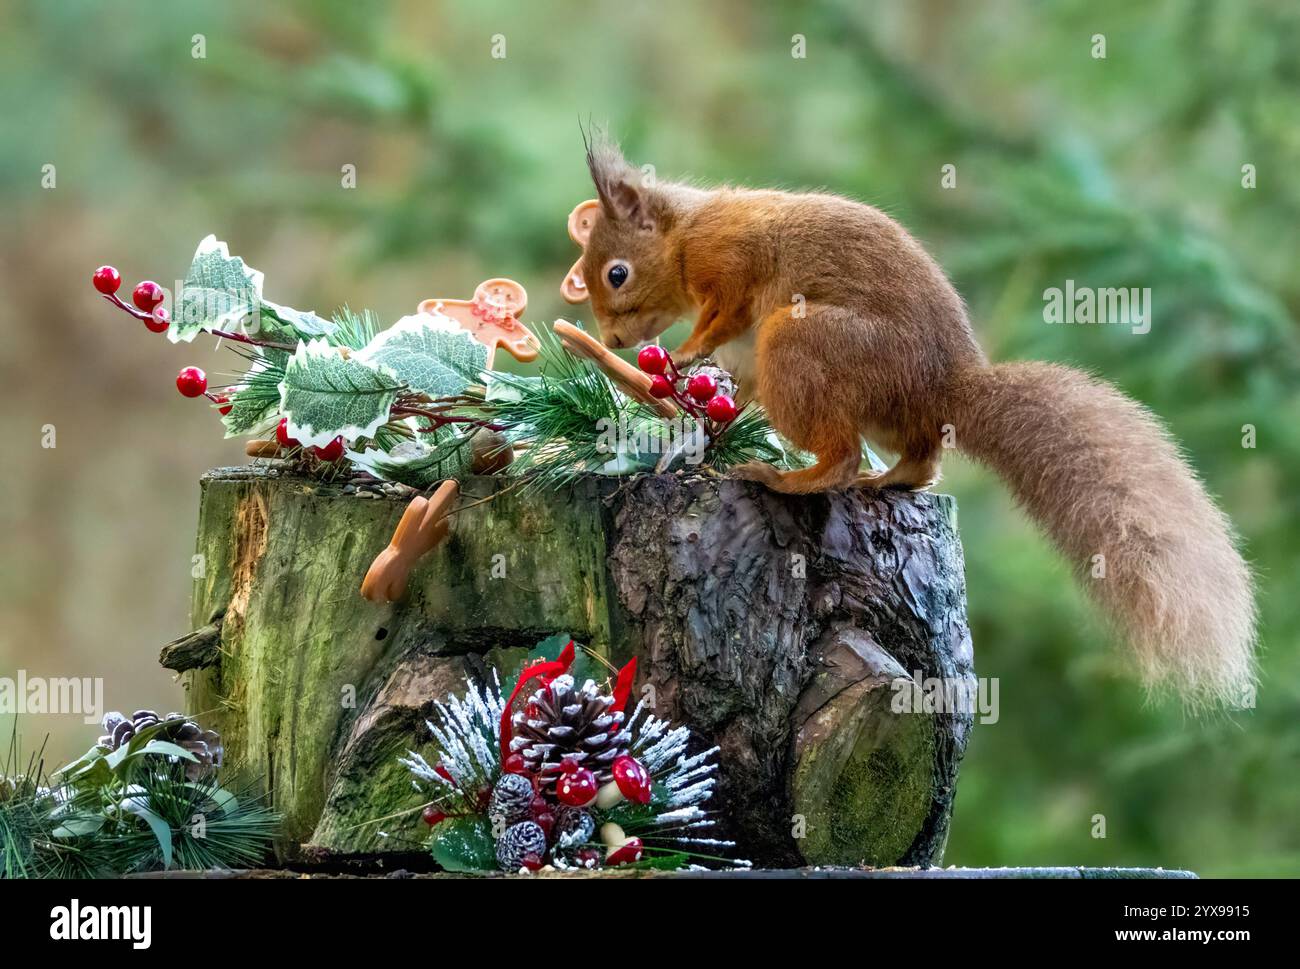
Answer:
xmin=584 ymin=131 xmax=654 ymax=230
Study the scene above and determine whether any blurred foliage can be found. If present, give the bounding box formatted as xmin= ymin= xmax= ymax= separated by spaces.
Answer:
xmin=0 ymin=0 xmax=1297 ymax=875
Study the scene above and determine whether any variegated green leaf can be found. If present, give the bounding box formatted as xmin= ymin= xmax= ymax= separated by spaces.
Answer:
xmin=345 ymin=428 xmax=473 ymax=489
xmin=171 ymin=235 xmax=264 ymax=343
xmin=262 ymin=299 xmax=338 ymax=340
xmin=355 ymin=313 xmax=487 ymax=400
xmin=172 ymin=235 xmax=337 ymax=345
xmin=279 ymin=339 xmax=405 ymax=447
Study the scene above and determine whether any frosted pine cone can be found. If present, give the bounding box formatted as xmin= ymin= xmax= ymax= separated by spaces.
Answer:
xmin=554 ymin=806 xmax=596 ymax=849
xmin=488 ymin=772 xmax=535 ymax=826
xmin=509 ymin=675 xmax=631 ymax=792
xmin=496 ymin=821 xmax=548 ymax=872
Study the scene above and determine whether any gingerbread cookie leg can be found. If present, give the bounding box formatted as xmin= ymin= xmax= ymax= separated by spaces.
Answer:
xmin=360 ymin=479 xmax=459 ymax=603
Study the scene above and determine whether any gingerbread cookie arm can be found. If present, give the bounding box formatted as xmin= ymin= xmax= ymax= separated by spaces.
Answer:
xmin=553 ymin=319 xmax=678 ymax=418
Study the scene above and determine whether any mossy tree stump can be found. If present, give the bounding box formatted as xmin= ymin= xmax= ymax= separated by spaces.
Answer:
xmin=174 ymin=467 xmax=973 ymax=868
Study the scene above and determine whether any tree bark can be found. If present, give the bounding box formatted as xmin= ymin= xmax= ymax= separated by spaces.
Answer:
xmin=180 ymin=466 xmax=973 ymax=868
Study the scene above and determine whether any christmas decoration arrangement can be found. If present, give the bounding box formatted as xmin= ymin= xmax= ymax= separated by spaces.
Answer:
xmin=399 ymin=636 xmax=747 ymax=873
xmin=0 ymin=712 xmax=277 ymax=879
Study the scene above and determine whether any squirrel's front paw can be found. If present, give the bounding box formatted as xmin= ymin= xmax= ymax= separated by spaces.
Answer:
xmin=671 ymin=343 xmax=706 ymax=367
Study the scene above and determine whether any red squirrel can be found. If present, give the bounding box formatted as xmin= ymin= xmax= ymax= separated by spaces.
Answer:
xmin=573 ymin=135 xmax=1256 ymax=708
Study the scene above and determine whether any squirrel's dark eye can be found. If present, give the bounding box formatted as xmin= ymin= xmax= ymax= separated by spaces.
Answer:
xmin=607 ymin=263 xmax=629 ymax=289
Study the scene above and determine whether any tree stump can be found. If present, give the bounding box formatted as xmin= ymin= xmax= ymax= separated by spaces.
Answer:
xmin=174 ymin=467 xmax=973 ymax=868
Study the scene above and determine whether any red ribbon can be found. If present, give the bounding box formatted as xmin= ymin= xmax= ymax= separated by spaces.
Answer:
xmin=499 ymin=640 xmax=575 ymax=761
xmin=611 ymin=657 xmax=637 ymax=715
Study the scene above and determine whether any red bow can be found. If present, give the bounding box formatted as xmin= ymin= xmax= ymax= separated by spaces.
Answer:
xmin=611 ymin=657 xmax=637 ymax=715
xmin=499 ymin=640 xmax=575 ymax=761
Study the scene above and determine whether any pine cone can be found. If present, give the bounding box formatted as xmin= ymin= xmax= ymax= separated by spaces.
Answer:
xmin=98 ymin=710 xmax=224 ymax=781
xmin=554 ymin=806 xmax=595 ymax=849
xmin=488 ymin=773 xmax=535 ymax=826
xmin=509 ymin=675 xmax=631 ymax=791
xmin=496 ymin=821 xmax=547 ymax=872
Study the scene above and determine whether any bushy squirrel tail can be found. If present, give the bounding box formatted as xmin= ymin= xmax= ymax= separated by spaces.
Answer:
xmin=953 ymin=361 xmax=1257 ymax=708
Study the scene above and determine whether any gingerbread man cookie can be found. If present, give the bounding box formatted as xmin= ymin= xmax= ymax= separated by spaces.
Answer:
xmin=418 ymin=278 xmax=540 ymax=367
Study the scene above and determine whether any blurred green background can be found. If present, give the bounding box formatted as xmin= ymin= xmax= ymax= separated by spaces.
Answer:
xmin=1 ymin=0 xmax=1297 ymax=876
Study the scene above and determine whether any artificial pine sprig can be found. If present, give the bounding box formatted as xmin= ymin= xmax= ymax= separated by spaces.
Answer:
xmin=2 ymin=713 xmax=278 ymax=878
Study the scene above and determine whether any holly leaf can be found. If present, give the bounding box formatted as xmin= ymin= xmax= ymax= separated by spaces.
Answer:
xmin=171 ymin=235 xmax=265 ymax=344
xmin=484 ymin=372 xmax=541 ymax=403
xmin=262 ymin=299 xmax=338 ymax=340
xmin=355 ymin=313 xmax=488 ymax=400
xmin=345 ymin=428 xmax=473 ymax=488
xmin=121 ymin=796 xmax=175 ymax=869
xmin=171 ymin=236 xmax=338 ymax=345
xmin=279 ymin=338 xmax=405 ymax=448
xmin=429 ymin=815 xmax=497 ymax=873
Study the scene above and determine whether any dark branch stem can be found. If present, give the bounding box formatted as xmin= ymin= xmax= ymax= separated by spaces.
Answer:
xmin=390 ymin=405 xmax=506 ymax=434
xmin=100 ymin=293 xmax=297 ymax=352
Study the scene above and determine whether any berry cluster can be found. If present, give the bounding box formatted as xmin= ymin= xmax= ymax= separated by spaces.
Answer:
xmin=636 ymin=345 xmax=739 ymax=426
xmin=93 ymin=264 xmax=214 ymax=402
xmin=421 ymin=748 xmax=651 ymax=873
xmin=276 ymin=418 xmax=345 ymax=463
xmin=91 ymin=264 xmax=346 ymax=463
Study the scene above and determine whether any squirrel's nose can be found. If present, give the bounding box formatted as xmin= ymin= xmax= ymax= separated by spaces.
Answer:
xmin=603 ymin=334 xmax=625 ymax=349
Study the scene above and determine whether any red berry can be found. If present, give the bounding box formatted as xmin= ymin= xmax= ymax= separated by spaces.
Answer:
xmin=92 ymin=265 xmax=121 ymax=295
xmin=706 ymin=394 xmax=737 ymax=424
xmin=636 ymin=345 xmax=669 ymax=375
xmin=176 ymin=367 xmax=207 ymax=398
xmin=422 ymin=805 xmax=446 ymax=826
xmin=275 ymin=418 xmax=300 ymax=449
xmin=435 ymin=762 xmax=453 ymax=782
xmin=311 ymin=437 xmax=345 ymax=462
xmin=212 ymin=393 xmax=234 ymax=416
xmin=144 ymin=305 xmax=170 ymax=333
xmin=687 ymin=372 xmax=718 ymax=402
xmin=612 ymin=755 xmax=653 ymax=805
xmin=503 ymin=753 xmax=528 ymax=775
xmin=555 ymin=758 xmax=598 ymax=808
xmin=520 ymin=852 xmax=544 ymax=872
xmin=648 ymin=374 xmax=674 ymax=399
xmin=132 ymin=280 xmax=165 ymax=312
xmin=534 ymin=812 xmax=555 ymax=838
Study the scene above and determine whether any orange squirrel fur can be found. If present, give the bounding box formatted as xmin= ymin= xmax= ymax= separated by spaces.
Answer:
xmin=576 ymin=136 xmax=1256 ymax=708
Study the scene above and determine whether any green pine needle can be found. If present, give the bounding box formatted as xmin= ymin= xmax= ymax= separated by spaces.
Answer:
xmin=330 ymin=306 xmax=383 ymax=351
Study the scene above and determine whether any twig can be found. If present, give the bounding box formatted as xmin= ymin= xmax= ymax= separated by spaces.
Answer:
xmin=100 ymin=292 xmax=297 ymax=352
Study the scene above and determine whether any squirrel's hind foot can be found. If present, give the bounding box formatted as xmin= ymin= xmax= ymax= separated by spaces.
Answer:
xmin=855 ymin=460 xmax=942 ymax=492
